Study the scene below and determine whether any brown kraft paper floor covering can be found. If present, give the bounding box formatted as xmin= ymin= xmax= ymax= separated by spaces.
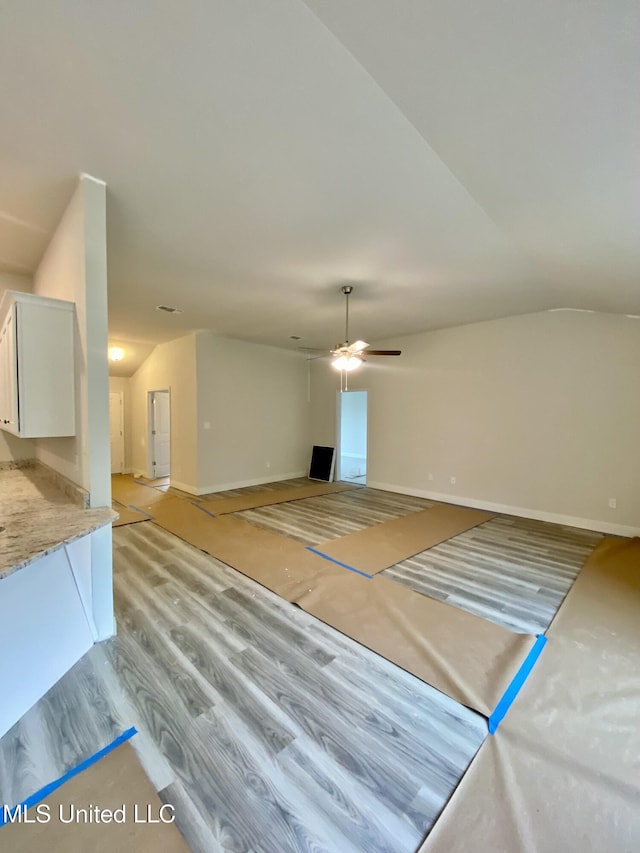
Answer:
xmin=112 ymin=475 xmax=354 ymax=516
xmin=150 ymin=497 xmax=534 ymax=718
xmin=420 ymin=536 xmax=640 ymax=852
xmin=200 ymin=480 xmax=354 ymax=514
xmin=112 ymin=504 xmax=152 ymax=527
xmin=111 ymin=476 xmax=171 ymax=509
xmin=1 ymin=741 xmax=189 ymax=853
xmin=313 ymin=503 xmax=496 ymax=574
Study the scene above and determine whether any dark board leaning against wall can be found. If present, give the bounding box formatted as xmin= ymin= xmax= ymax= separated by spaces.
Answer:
xmin=309 ymin=446 xmax=336 ymax=482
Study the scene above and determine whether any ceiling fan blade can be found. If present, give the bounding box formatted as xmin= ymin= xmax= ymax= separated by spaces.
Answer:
xmin=347 ymin=339 xmax=369 ymax=354
xmin=365 ymin=350 xmax=402 ymax=356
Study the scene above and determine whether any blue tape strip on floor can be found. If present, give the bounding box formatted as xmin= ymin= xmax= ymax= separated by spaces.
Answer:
xmin=192 ymin=502 xmax=217 ymax=518
xmin=0 ymin=727 xmax=138 ymax=827
xmin=306 ymin=547 xmax=373 ymax=579
xmin=129 ymin=504 xmax=154 ymax=520
xmin=488 ymin=634 xmax=547 ymax=734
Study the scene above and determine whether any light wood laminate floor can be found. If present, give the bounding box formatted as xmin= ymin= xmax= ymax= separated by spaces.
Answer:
xmin=236 ymin=488 xmax=602 ymax=634
xmin=238 ymin=486 xmax=433 ymax=544
xmin=0 ymin=522 xmax=486 ymax=853
xmin=383 ymin=515 xmax=602 ymax=633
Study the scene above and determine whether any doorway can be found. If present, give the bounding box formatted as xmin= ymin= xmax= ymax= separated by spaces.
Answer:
xmin=337 ymin=390 xmax=367 ymax=484
xmin=109 ymin=391 xmax=124 ymax=474
xmin=148 ymin=390 xmax=171 ymax=480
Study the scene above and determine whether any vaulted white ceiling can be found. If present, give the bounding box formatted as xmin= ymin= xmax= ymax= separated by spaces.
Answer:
xmin=0 ymin=0 xmax=638 ymax=356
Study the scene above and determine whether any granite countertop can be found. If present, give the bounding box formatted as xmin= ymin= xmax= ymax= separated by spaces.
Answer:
xmin=0 ymin=466 xmax=116 ymax=580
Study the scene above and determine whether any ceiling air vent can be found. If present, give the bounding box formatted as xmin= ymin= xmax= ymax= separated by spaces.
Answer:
xmin=155 ymin=305 xmax=183 ymax=314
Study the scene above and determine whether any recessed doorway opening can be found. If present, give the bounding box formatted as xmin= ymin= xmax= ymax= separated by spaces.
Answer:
xmin=336 ymin=390 xmax=367 ymax=485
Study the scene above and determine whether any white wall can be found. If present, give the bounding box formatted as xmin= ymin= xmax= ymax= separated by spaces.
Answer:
xmin=109 ymin=376 xmax=133 ymax=472
xmin=32 ymin=176 xmax=111 ymax=507
xmin=129 ymin=333 xmax=198 ymax=490
xmin=0 ymin=274 xmax=35 ymax=463
xmin=311 ymin=311 xmax=640 ymax=535
xmin=196 ymin=332 xmax=310 ymax=492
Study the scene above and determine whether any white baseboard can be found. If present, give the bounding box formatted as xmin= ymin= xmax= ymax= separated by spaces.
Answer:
xmin=170 ymin=479 xmax=199 ymax=496
xmin=366 ymin=481 xmax=640 ymax=538
xmin=194 ymin=470 xmax=308 ymax=497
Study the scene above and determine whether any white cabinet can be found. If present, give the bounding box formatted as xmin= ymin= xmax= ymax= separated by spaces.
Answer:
xmin=0 ymin=290 xmax=76 ymax=438
xmin=0 ymin=538 xmax=96 ymax=739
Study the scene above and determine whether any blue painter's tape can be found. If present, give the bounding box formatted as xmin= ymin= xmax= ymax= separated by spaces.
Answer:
xmin=192 ymin=502 xmax=217 ymax=518
xmin=488 ymin=634 xmax=547 ymax=734
xmin=306 ymin=546 xmax=373 ymax=579
xmin=129 ymin=505 xmax=154 ymax=520
xmin=0 ymin=727 xmax=138 ymax=827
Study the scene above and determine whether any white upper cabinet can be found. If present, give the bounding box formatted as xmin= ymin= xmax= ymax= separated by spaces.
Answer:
xmin=0 ymin=291 xmax=76 ymax=438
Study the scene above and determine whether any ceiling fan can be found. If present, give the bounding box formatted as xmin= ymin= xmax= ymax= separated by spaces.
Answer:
xmin=329 ymin=285 xmax=401 ymax=372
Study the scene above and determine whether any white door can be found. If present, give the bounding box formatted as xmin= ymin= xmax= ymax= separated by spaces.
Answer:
xmin=337 ymin=390 xmax=368 ymax=484
xmin=151 ymin=391 xmax=170 ymax=478
xmin=109 ymin=392 xmax=124 ymax=474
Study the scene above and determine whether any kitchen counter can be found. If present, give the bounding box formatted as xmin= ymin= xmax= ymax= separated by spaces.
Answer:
xmin=0 ymin=465 xmax=115 ymax=580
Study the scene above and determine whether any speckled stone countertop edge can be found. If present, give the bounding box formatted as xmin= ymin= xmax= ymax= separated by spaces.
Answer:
xmin=0 ymin=511 xmax=116 ymax=582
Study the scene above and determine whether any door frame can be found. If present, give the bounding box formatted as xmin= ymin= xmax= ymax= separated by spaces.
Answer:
xmin=109 ymin=390 xmax=125 ymax=475
xmin=335 ymin=389 xmax=368 ymax=483
xmin=147 ymin=389 xmax=171 ymax=479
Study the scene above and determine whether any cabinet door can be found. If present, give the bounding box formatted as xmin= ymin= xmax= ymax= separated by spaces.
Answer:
xmin=0 ymin=320 xmax=6 ymax=424
xmin=17 ymin=300 xmax=75 ymax=437
xmin=0 ymin=309 xmax=18 ymax=433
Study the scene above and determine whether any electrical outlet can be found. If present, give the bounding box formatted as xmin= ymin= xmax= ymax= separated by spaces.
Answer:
xmin=428 ymin=472 xmax=434 ymax=481
xmin=266 ymin=461 xmax=271 ymax=469
xmin=608 ymin=497 xmax=617 ymax=509
xmin=450 ymin=476 xmax=456 ymax=485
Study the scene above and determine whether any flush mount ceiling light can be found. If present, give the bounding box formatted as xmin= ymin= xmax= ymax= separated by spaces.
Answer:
xmin=155 ymin=305 xmax=183 ymax=314
xmin=108 ymin=346 xmax=125 ymax=362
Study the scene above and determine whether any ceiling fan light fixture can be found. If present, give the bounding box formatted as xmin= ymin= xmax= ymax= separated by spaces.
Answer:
xmin=332 ymin=354 xmax=362 ymax=371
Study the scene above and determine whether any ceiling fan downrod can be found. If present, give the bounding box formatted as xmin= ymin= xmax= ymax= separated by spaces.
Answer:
xmin=341 ymin=284 xmax=353 ymax=345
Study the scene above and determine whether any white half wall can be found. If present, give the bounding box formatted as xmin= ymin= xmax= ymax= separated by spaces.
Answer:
xmin=311 ymin=310 xmax=640 ymax=534
xmin=129 ymin=333 xmax=198 ymax=489
xmin=32 ymin=176 xmax=111 ymax=508
xmin=195 ymin=332 xmax=310 ymax=493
